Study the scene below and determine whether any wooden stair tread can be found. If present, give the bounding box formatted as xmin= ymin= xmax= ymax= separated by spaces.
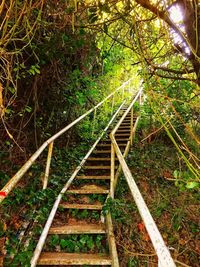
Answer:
xmin=67 ymin=184 xmax=109 ymax=194
xmin=49 ymin=223 xmax=106 ymax=234
xmin=93 ymin=150 xmax=111 ymax=153
xmin=115 ymin=133 xmax=130 ymax=136
xmin=97 ymin=143 xmax=126 ymax=147
xmin=76 ymin=175 xmax=110 ymax=180
xmin=117 ymin=129 xmax=130 ymax=133
xmin=87 ymin=157 xmax=118 ymax=161
xmin=38 ymin=252 xmax=111 ymax=265
xmin=102 ymin=138 xmax=129 ymax=142
xmin=60 ymin=203 xmax=103 ymax=210
xmin=84 ymin=166 xmax=117 ymax=170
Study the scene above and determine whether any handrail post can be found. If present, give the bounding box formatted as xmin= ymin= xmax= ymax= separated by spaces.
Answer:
xmin=43 ymin=141 xmax=54 ymax=189
xmin=111 ymin=95 xmax=115 ymax=114
xmin=110 ymin=143 xmax=115 ymax=198
xmin=130 ymin=106 xmax=134 ymax=146
xmin=139 ymin=90 xmax=142 ymax=105
xmin=91 ymin=108 xmax=97 ymax=137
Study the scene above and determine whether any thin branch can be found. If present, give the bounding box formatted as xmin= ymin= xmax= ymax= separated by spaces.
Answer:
xmin=153 ymin=72 xmax=197 ymax=83
xmin=152 ymin=65 xmax=194 ymax=75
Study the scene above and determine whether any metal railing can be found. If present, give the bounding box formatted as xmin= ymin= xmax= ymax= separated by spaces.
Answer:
xmin=110 ymin=89 xmax=176 ymax=267
xmin=0 ymin=79 xmax=133 ymax=204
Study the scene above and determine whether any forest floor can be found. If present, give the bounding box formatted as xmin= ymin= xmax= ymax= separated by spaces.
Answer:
xmin=113 ymin=137 xmax=199 ymax=267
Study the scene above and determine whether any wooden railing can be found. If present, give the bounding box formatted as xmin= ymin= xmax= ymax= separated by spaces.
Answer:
xmin=110 ymin=89 xmax=176 ymax=267
xmin=0 ymin=79 xmax=133 ymax=204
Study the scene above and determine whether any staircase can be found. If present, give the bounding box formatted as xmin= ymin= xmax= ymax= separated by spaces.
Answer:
xmin=0 ymin=84 xmax=176 ymax=266
xmin=32 ymin=107 xmax=136 ymax=266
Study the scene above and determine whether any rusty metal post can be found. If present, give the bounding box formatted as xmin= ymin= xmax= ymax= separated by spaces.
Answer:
xmin=43 ymin=142 xmax=54 ymax=189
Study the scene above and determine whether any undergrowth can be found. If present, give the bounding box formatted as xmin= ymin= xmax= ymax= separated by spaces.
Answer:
xmin=110 ymin=138 xmax=199 ymax=267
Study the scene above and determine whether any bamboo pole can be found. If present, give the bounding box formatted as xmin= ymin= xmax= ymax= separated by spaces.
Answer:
xmin=0 ymin=80 xmax=132 ymax=204
xmin=30 ymin=101 xmax=126 ymax=267
xmin=43 ymin=142 xmax=54 ymax=189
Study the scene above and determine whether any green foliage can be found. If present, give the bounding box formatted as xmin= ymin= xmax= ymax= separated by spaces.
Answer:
xmin=48 ymin=234 xmax=106 ymax=253
xmin=173 ymin=170 xmax=199 ymax=190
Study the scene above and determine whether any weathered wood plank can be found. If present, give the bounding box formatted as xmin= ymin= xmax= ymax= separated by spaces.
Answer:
xmin=38 ymin=252 xmax=111 ymax=265
xmin=59 ymin=203 xmax=103 ymax=210
xmin=67 ymin=185 xmax=109 ymax=194
xmin=49 ymin=223 xmax=106 ymax=234
xmin=76 ymin=175 xmax=110 ymax=180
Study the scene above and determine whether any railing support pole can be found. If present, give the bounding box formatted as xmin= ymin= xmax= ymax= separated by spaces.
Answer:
xmin=130 ymin=106 xmax=134 ymax=146
xmin=139 ymin=91 xmax=142 ymax=105
xmin=110 ymin=143 xmax=115 ymax=198
xmin=111 ymin=95 xmax=115 ymax=114
xmin=106 ymin=213 xmax=120 ymax=267
xmin=43 ymin=142 xmax=54 ymax=189
xmin=91 ymin=108 xmax=97 ymax=137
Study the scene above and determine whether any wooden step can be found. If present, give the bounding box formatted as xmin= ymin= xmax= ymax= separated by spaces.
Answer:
xmin=93 ymin=150 xmax=111 ymax=154
xmin=38 ymin=252 xmax=111 ymax=265
xmin=123 ymin=120 xmax=136 ymax=123
xmin=115 ymin=133 xmax=130 ymax=137
xmin=76 ymin=175 xmax=110 ymax=180
xmin=49 ymin=223 xmax=106 ymax=234
xmin=118 ymin=126 xmax=130 ymax=129
xmin=97 ymin=143 xmax=126 ymax=147
xmin=84 ymin=166 xmax=117 ymax=170
xmin=101 ymin=139 xmax=129 ymax=143
xmin=116 ymin=130 xmax=130 ymax=133
xmin=87 ymin=157 xmax=118 ymax=161
xmin=67 ymin=185 xmax=109 ymax=194
xmin=60 ymin=203 xmax=103 ymax=210
xmin=115 ymin=138 xmax=129 ymax=141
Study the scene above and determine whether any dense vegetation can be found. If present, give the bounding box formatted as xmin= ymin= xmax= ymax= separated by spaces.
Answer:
xmin=0 ymin=0 xmax=199 ymax=266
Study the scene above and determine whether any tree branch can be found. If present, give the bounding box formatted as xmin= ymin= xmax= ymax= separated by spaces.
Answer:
xmin=152 ymin=65 xmax=194 ymax=75
xmin=153 ymin=72 xmax=197 ymax=83
xmin=134 ymin=0 xmax=196 ymax=58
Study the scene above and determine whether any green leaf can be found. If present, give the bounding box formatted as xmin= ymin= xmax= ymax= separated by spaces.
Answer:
xmin=186 ymin=182 xmax=199 ymax=189
xmin=173 ymin=170 xmax=179 ymax=179
xmin=25 ymin=106 xmax=32 ymax=113
xmin=87 ymin=237 xmax=94 ymax=249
